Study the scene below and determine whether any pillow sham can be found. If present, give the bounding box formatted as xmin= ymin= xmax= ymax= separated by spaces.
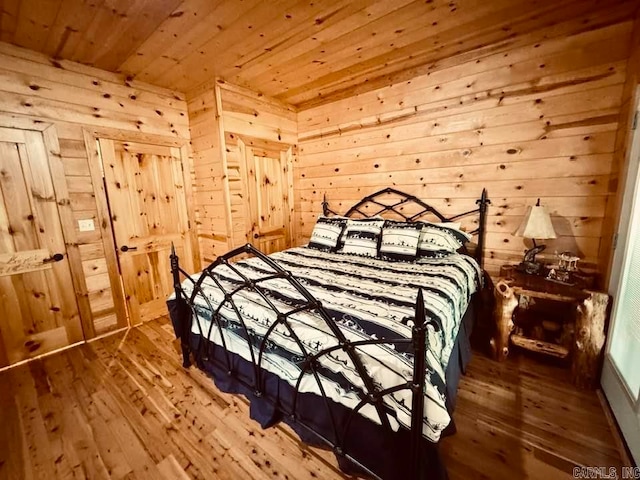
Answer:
xmin=379 ymin=221 xmax=423 ymax=262
xmin=308 ymin=216 xmax=348 ymax=252
xmin=340 ymin=218 xmax=385 ymax=257
xmin=418 ymin=222 xmax=472 ymax=257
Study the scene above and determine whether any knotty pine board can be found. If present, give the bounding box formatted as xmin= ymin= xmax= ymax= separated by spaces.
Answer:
xmin=0 ymin=42 xmax=191 ymax=336
xmin=4 ymin=0 xmax=635 ymax=109
xmin=187 ymin=80 xmax=297 ymax=267
xmin=215 ymin=0 xmax=410 ymax=90
xmin=187 ymin=86 xmax=231 ymax=266
xmin=284 ymin=1 xmax=637 ymax=109
xmin=298 ymin=21 xmax=632 ymax=132
xmin=215 ymin=82 xmax=296 ymax=256
xmin=282 ymin=0 xmax=639 ymax=108
xmin=295 ymin=18 xmax=633 ymax=281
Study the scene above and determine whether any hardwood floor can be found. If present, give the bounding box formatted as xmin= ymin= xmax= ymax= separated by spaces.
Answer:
xmin=441 ymin=354 xmax=625 ymax=479
xmin=0 ymin=317 xmax=627 ymax=480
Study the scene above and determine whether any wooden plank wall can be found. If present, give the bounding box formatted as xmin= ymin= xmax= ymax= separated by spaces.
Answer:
xmin=600 ymin=10 xmax=640 ymax=287
xmin=187 ymin=80 xmax=297 ymax=266
xmin=0 ymin=41 xmax=190 ymax=336
xmin=295 ymin=13 xmax=634 ymax=281
xmin=186 ymin=86 xmax=230 ymax=266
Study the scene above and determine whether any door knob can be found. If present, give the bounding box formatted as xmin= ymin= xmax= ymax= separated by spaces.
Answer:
xmin=253 ymin=233 xmax=259 ymax=239
xmin=43 ymin=253 xmax=64 ymax=263
xmin=120 ymin=245 xmax=138 ymax=252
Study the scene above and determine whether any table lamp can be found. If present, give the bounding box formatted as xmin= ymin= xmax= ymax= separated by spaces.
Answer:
xmin=514 ymin=199 xmax=557 ymax=275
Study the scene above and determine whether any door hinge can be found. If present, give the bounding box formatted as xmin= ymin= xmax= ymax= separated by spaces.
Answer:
xmin=613 ymin=232 xmax=619 ymax=250
xmin=633 ymin=110 xmax=638 ymax=131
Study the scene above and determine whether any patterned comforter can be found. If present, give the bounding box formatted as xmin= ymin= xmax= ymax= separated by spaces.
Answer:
xmin=175 ymin=246 xmax=481 ymax=442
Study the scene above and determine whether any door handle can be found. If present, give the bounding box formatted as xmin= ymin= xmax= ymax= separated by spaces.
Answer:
xmin=120 ymin=245 xmax=138 ymax=252
xmin=43 ymin=253 xmax=64 ymax=263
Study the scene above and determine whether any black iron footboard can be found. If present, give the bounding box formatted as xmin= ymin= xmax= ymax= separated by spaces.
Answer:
xmin=169 ymin=243 xmax=440 ymax=480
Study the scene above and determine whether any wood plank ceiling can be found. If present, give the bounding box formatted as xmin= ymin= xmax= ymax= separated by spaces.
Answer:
xmin=0 ymin=0 xmax=637 ymax=109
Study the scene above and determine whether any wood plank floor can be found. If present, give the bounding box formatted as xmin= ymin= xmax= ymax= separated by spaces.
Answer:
xmin=0 ymin=316 xmax=627 ymax=480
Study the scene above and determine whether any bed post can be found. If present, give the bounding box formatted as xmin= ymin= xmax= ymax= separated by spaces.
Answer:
xmin=410 ymin=288 xmax=428 ymax=479
xmin=322 ymin=193 xmax=329 ymax=216
xmin=170 ymin=243 xmax=191 ymax=368
xmin=476 ymin=188 xmax=490 ymax=269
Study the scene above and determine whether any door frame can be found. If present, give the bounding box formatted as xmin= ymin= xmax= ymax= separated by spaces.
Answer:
xmin=602 ymin=87 xmax=640 ymax=464
xmin=239 ymin=138 xmax=294 ymax=250
xmin=0 ymin=113 xmax=94 ymax=347
xmin=83 ymin=127 xmax=200 ymax=327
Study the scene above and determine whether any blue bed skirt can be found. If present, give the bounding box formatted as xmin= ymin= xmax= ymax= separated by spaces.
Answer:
xmin=167 ymin=297 xmax=475 ymax=480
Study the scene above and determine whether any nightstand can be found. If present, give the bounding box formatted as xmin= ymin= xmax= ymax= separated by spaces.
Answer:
xmin=490 ymin=265 xmax=609 ymax=388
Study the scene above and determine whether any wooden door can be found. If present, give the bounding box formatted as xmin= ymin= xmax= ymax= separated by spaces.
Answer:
xmin=243 ymin=143 xmax=293 ymax=254
xmin=99 ymin=139 xmax=194 ymax=324
xmin=0 ymin=127 xmax=83 ymax=366
xmin=602 ymin=89 xmax=640 ymax=464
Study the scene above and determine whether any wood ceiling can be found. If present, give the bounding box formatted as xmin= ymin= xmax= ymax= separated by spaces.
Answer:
xmin=0 ymin=0 xmax=637 ymax=109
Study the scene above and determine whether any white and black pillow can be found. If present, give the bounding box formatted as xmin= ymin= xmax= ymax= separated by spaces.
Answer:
xmin=341 ymin=218 xmax=385 ymax=257
xmin=379 ymin=221 xmax=422 ymax=262
xmin=418 ymin=222 xmax=472 ymax=258
xmin=308 ymin=216 xmax=348 ymax=252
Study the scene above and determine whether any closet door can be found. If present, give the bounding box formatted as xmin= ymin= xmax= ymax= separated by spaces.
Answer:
xmin=99 ymin=139 xmax=194 ymax=324
xmin=242 ymin=143 xmax=293 ymax=254
xmin=0 ymin=128 xmax=83 ymax=366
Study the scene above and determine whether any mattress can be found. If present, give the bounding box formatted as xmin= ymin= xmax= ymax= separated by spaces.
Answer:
xmin=171 ymin=246 xmax=481 ymax=443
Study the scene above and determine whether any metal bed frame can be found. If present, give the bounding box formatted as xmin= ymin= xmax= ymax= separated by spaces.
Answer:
xmin=169 ymin=187 xmax=490 ymax=480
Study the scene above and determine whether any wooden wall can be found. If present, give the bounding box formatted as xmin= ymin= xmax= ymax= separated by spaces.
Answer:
xmin=600 ymin=9 xmax=640 ymax=287
xmin=187 ymin=80 xmax=297 ymax=266
xmin=187 ymin=85 xmax=228 ymax=266
xmin=294 ymin=9 xmax=634 ymax=280
xmin=0 ymin=3 xmax=635 ymax=344
xmin=0 ymin=41 xmax=190 ymax=336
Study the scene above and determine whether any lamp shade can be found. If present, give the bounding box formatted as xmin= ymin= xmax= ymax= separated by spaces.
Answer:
xmin=515 ymin=203 xmax=557 ymax=239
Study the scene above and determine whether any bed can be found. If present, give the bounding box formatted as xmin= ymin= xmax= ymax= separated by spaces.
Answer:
xmin=167 ymin=187 xmax=490 ymax=480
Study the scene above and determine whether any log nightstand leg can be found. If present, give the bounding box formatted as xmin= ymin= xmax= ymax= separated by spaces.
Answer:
xmin=572 ymin=291 xmax=609 ymax=389
xmin=491 ymin=280 xmax=518 ymax=361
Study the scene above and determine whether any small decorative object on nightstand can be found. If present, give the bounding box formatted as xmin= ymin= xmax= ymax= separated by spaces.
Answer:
xmin=490 ymin=266 xmax=609 ymax=389
xmin=547 ymin=251 xmax=581 ymax=285
xmin=514 ymin=199 xmax=557 ymax=275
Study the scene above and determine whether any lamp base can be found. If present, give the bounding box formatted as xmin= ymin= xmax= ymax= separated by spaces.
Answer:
xmin=517 ymin=243 xmax=548 ymax=275
xmin=516 ymin=261 xmax=544 ymax=275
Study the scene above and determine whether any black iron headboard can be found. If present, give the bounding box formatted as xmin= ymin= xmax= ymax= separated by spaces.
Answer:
xmin=321 ymin=187 xmax=490 ymax=268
